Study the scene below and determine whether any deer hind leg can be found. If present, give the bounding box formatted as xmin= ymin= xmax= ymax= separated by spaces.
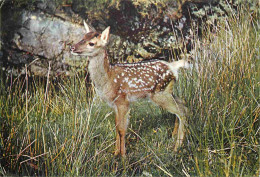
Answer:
xmin=171 ymin=95 xmax=189 ymax=139
xmin=172 ymin=117 xmax=179 ymax=137
xmin=114 ymin=100 xmax=130 ymax=156
xmin=151 ymin=91 xmax=188 ymax=152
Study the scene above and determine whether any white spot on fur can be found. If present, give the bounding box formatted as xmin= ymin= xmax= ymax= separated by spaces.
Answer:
xmin=136 ymin=79 xmax=145 ymax=83
xmin=123 ymin=77 xmax=129 ymax=83
xmin=162 ymin=73 xmax=166 ymax=78
xmin=128 ymin=81 xmax=138 ymax=88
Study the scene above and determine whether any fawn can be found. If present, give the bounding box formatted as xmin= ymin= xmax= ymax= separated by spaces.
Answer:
xmin=70 ymin=21 xmax=191 ymax=156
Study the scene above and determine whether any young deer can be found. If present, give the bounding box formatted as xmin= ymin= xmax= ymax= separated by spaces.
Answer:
xmin=70 ymin=21 xmax=191 ymax=156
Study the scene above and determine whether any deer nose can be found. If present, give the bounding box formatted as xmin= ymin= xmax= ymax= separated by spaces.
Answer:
xmin=70 ymin=46 xmax=75 ymax=51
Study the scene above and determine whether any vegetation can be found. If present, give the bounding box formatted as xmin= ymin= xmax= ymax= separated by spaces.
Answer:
xmin=0 ymin=6 xmax=259 ymax=176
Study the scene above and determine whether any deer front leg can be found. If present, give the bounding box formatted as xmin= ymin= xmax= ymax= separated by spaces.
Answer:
xmin=114 ymin=101 xmax=129 ymax=156
xmin=114 ymin=116 xmax=121 ymax=156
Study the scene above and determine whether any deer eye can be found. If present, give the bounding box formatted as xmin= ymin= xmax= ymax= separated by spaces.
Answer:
xmin=89 ymin=42 xmax=95 ymax=46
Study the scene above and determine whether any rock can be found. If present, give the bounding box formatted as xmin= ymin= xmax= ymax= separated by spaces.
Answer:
xmin=1 ymin=6 xmax=90 ymax=76
xmin=11 ymin=10 xmax=85 ymax=60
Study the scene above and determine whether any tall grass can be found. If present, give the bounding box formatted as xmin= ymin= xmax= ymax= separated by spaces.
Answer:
xmin=176 ymin=7 xmax=259 ymax=176
xmin=0 ymin=7 xmax=259 ymax=176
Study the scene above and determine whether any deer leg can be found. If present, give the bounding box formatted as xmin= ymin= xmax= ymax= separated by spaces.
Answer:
xmin=172 ymin=117 xmax=179 ymax=137
xmin=174 ymin=116 xmax=186 ymax=151
xmin=171 ymin=95 xmax=188 ymax=136
xmin=114 ymin=101 xmax=129 ymax=156
xmin=151 ymin=91 xmax=188 ymax=152
xmin=114 ymin=115 xmax=121 ymax=156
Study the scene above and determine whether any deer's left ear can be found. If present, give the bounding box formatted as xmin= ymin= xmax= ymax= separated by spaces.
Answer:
xmin=101 ymin=26 xmax=110 ymax=45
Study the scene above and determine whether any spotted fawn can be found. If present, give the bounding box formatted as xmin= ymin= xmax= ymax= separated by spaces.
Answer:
xmin=70 ymin=21 xmax=191 ymax=156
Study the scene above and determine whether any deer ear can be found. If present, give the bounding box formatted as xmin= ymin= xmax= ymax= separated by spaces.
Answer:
xmin=83 ymin=20 xmax=91 ymax=33
xmin=101 ymin=26 xmax=110 ymax=45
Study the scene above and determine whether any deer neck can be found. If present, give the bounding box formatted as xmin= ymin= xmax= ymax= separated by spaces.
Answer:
xmin=88 ymin=49 xmax=111 ymax=94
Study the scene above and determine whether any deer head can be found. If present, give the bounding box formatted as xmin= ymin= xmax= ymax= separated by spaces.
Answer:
xmin=70 ymin=21 xmax=110 ymax=57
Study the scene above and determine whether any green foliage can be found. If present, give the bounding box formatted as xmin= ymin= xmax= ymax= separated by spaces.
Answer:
xmin=0 ymin=6 xmax=259 ymax=176
xmin=9 ymin=0 xmax=36 ymax=9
